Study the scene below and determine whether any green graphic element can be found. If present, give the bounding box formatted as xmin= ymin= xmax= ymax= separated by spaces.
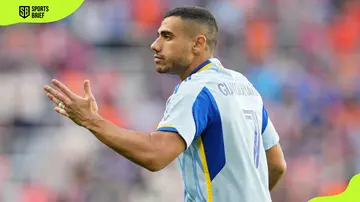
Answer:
xmin=0 ymin=0 xmax=84 ymax=26
xmin=309 ymin=174 xmax=360 ymax=202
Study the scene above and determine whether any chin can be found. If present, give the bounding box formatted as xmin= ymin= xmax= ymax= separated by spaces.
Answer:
xmin=155 ymin=65 xmax=170 ymax=74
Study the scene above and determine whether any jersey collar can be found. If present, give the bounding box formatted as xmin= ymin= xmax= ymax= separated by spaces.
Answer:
xmin=185 ymin=58 xmax=223 ymax=81
xmin=188 ymin=59 xmax=212 ymax=78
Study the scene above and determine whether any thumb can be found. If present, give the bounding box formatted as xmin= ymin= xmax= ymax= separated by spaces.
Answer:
xmin=84 ymin=80 xmax=93 ymax=98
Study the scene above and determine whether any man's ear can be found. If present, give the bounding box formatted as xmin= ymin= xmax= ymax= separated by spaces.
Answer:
xmin=193 ymin=35 xmax=207 ymax=54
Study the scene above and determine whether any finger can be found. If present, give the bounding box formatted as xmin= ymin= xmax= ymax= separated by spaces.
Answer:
xmin=52 ymin=79 xmax=77 ymax=100
xmin=44 ymin=85 xmax=70 ymax=105
xmin=54 ymin=106 xmax=70 ymax=117
xmin=47 ymin=93 xmax=61 ymax=105
xmin=83 ymin=80 xmax=94 ymax=99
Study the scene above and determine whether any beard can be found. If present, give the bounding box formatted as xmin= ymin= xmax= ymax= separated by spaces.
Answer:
xmin=155 ymin=55 xmax=190 ymax=75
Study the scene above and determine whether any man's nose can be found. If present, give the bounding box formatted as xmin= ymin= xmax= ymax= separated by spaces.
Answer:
xmin=151 ymin=38 xmax=161 ymax=52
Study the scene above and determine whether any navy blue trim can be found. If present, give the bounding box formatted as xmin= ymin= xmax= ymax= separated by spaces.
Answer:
xmin=261 ymin=105 xmax=268 ymax=135
xmin=188 ymin=60 xmax=211 ymax=78
xmin=157 ymin=127 xmax=179 ymax=133
xmin=192 ymin=88 xmax=210 ymax=140
xmin=192 ymin=87 xmax=225 ymax=181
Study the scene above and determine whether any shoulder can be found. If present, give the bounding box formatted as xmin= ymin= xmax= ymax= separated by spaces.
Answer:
xmin=164 ymin=81 xmax=203 ymax=115
xmin=166 ymin=78 xmax=218 ymax=113
xmin=172 ymin=77 xmax=206 ymax=98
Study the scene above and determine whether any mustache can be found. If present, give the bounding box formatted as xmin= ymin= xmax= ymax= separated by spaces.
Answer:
xmin=154 ymin=54 xmax=165 ymax=59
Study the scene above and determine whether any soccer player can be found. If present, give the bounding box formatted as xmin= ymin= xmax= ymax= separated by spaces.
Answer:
xmin=44 ymin=6 xmax=286 ymax=202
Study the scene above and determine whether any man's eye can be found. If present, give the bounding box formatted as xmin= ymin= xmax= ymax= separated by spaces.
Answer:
xmin=165 ymin=35 xmax=171 ymax=40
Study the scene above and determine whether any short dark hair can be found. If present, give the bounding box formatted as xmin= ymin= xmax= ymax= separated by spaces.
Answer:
xmin=164 ymin=6 xmax=218 ymax=53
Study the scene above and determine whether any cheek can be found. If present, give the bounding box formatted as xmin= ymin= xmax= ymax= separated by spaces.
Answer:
xmin=163 ymin=41 xmax=192 ymax=66
xmin=166 ymin=41 xmax=179 ymax=54
xmin=179 ymin=45 xmax=193 ymax=62
xmin=182 ymin=41 xmax=194 ymax=54
xmin=167 ymin=40 xmax=189 ymax=53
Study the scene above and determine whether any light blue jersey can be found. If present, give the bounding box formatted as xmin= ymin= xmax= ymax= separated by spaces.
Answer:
xmin=157 ymin=58 xmax=279 ymax=202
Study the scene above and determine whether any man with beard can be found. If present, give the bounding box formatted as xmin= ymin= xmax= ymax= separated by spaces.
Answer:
xmin=44 ymin=5 xmax=286 ymax=202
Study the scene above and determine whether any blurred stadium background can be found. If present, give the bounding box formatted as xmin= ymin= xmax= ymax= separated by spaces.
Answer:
xmin=0 ymin=0 xmax=360 ymax=201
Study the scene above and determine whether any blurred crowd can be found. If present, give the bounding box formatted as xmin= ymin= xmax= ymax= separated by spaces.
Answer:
xmin=0 ymin=0 xmax=360 ymax=201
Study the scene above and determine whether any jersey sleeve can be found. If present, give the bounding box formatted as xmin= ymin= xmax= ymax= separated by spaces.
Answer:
xmin=156 ymin=86 xmax=214 ymax=149
xmin=261 ymin=106 xmax=280 ymax=150
xmin=156 ymin=90 xmax=198 ymax=148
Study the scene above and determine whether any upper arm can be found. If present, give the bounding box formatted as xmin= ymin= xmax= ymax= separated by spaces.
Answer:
xmin=156 ymin=85 xmax=210 ymax=149
xmin=261 ymin=106 xmax=286 ymax=171
xmin=266 ymin=143 xmax=286 ymax=191
xmin=266 ymin=143 xmax=286 ymax=171
xmin=152 ymin=86 xmax=215 ymax=170
xmin=156 ymin=91 xmax=197 ymax=148
xmin=148 ymin=130 xmax=187 ymax=170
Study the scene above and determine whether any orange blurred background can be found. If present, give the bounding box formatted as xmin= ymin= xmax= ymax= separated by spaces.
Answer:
xmin=0 ymin=0 xmax=360 ymax=201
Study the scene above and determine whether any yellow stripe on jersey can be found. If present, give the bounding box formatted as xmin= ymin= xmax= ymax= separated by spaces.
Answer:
xmin=199 ymin=137 xmax=213 ymax=202
xmin=156 ymin=123 xmax=175 ymax=130
xmin=198 ymin=63 xmax=212 ymax=73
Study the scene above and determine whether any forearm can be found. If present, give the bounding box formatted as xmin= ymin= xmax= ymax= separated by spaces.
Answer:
xmin=268 ymin=168 xmax=285 ymax=191
xmin=84 ymin=115 xmax=158 ymax=171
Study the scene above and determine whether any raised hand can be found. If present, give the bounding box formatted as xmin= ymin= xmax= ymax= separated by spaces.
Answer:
xmin=44 ymin=79 xmax=99 ymax=127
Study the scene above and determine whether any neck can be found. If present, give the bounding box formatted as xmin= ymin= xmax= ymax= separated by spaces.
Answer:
xmin=180 ymin=55 xmax=212 ymax=81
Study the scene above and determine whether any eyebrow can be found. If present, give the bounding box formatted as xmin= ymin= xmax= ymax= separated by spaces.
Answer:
xmin=157 ymin=30 xmax=174 ymax=37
